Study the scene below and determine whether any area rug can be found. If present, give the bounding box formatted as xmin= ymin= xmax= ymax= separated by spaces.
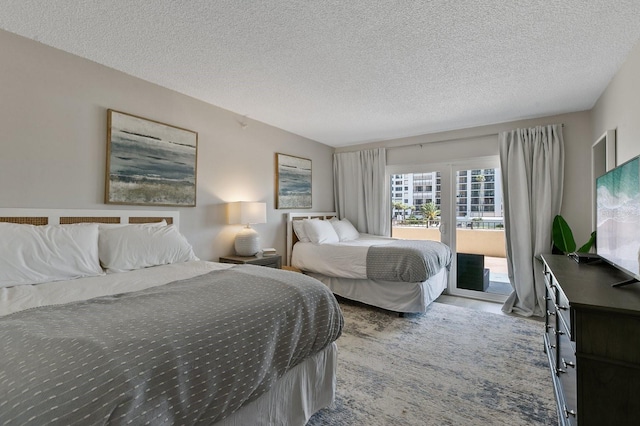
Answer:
xmin=307 ymin=300 xmax=556 ymax=425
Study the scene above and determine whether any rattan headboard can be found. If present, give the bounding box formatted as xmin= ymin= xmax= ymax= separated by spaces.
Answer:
xmin=286 ymin=212 xmax=336 ymax=266
xmin=0 ymin=208 xmax=178 ymax=228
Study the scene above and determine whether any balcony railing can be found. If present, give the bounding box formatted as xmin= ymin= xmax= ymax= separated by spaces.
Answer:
xmin=391 ymin=219 xmax=506 ymax=258
xmin=392 ymin=218 xmax=504 ymax=230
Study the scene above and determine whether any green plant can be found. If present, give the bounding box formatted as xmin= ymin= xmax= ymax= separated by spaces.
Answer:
xmin=552 ymin=215 xmax=596 ymax=254
xmin=420 ymin=201 xmax=440 ymax=221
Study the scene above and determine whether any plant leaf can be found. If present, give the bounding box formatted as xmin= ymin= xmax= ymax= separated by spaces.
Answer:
xmin=577 ymin=231 xmax=597 ymax=253
xmin=552 ymin=215 xmax=576 ymax=254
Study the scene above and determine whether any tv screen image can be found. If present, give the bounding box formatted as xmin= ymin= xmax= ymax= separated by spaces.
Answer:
xmin=596 ymin=155 xmax=640 ymax=282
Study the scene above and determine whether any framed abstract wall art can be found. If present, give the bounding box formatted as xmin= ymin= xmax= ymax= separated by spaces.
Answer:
xmin=105 ymin=110 xmax=198 ymax=206
xmin=275 ymin=153 xmax=312 ymax=209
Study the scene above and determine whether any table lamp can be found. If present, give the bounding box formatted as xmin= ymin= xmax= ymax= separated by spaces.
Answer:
xmin=227 ymin=201 xmax=267 ymax=256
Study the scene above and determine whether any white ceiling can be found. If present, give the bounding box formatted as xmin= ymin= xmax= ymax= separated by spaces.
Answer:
xmin=2 ymin=1 xmax=640 ymax=147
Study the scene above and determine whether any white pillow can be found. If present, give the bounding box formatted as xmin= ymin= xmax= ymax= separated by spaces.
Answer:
xmin=331 ymin=218 xmax=360 ymax=241
xmin=99 ymin=224 xmax=199 ymax=273
xmin=0 ymin=222 xmax=104 ymax=288
xmin=304 ymin=219 xmax=339 ymax=244
xmin=98 ymin=219 xmax=167 ymax=232
xmin=292 ymin=219 xmax=314 ymax=243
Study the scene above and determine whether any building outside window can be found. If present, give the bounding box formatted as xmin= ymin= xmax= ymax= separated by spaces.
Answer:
xmin=390 ymin=169 xmax=502 ymax=221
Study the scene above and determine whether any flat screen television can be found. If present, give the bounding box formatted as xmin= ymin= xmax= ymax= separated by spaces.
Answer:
xmin=596 ymin=155 xmax=640 ymax=286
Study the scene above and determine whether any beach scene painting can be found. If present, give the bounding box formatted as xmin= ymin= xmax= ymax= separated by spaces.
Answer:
xmin=106 ymin=110 xmax=197 ymax=206
xmin=276 ymin=153 xmax=312 ymax=209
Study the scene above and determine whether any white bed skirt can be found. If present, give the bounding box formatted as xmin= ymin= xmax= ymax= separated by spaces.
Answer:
xmin=215 ymin=341 xmax=337 ymax=426
xmin=307 ymin=268 xmax=448 ymax=313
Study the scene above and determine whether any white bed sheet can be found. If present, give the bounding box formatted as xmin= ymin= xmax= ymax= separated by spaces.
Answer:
xmin=292 ymin=234 xmax=395 ymax=279
xmin=307 ymin=267 xmax=448 ymax=313
xmin=0 ymin=260 xmax=232 ymax=317
xmin=216 ymin=341 xmax=337 ymax=426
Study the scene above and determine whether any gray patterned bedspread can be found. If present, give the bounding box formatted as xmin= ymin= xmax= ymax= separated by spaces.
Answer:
xmin=366 ymin=239 xmax=452 ymax=282
xmin=0 ymin=265 xmax=343 ymax=426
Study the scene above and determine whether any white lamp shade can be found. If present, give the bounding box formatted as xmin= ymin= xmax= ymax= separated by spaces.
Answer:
xmin=227 ymin=202 xmax=267 ymax=225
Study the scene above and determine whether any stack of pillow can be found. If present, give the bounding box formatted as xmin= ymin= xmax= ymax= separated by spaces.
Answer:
xmin=0 ymin=221 xmax=198 ymax=288
xmin=293 ymin=217 xmax=360 ymax=244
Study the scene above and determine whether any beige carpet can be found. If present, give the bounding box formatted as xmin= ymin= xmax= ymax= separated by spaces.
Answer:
xmin=307 ymin=300 xmax=556 ymax=425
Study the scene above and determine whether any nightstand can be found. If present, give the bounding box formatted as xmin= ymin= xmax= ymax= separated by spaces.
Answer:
xmin=218 ymin=254 xmax=282 ymax=269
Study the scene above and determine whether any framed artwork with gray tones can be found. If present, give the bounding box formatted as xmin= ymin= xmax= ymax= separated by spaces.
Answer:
xmin=105 ymin=110 xmax=198 ymax=207
xmin=276 ymin=153 xmax=312 ymax=209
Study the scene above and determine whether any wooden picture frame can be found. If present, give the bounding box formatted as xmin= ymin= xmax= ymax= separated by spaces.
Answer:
xmin=105 ymin=110 xmax=198 ymax=207
xmin=276 ymin=153 xmax=312 ymax=209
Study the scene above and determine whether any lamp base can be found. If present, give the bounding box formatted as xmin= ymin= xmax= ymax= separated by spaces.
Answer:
xmin=235 ymin=226 xmax=260 ymax=256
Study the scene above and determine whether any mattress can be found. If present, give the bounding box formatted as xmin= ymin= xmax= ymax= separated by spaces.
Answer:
xmin=292 ymin=235 xmax=451 ymax=281
xmin=307 ymin=267 xmax=449 ymax=313
xmin=292 ymin=235 xmax=400 ymax=278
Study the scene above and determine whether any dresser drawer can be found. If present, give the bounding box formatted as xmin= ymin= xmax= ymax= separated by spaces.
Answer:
xmin=545 ymin=331 xmax=578 ymax=426
xmin=557 ymin=331 xmax=577 ymax=392
xmin=545 ymin=285 xmax=556 ymax=328
xmin=543 ymin=265 xmax=557 ymax=303
xmin=555 ymin=285 xmax=573 ymax=341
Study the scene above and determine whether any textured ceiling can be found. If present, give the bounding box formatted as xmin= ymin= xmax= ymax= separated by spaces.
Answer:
xmin=2 ymin=1 xmax=640 ymax=147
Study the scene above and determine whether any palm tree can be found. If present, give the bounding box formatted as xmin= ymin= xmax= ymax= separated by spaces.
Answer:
xmin=406 ymin=205 xmax=415 ymax=220
xmin=392 ymin=201 xmax=402 ymax=214
xmin=392 ymin=201 xmax=414 ymax=222
xmin=421 ymin=201 xmax=440 ymax=226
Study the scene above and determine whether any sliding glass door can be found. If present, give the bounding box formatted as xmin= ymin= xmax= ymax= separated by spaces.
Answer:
xmin=388 ymin=157 xmax=509 ymax=303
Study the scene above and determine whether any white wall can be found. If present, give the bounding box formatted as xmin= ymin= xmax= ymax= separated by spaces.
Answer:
xmin=591 ymin=41 xmax=640 ymax=165
xmin=0 ymin=30 xmax=334 ymax=261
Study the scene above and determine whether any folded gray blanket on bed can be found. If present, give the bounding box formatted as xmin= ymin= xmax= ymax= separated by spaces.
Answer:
xmin=366 ymin=239 xmax=452 ymax=282
xmin=0 ymin=265 xmax=343 ymax=426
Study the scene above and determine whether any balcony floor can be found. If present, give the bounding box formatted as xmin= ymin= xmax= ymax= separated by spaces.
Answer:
xmin=484 ymin=256 xmax=511 ymax=295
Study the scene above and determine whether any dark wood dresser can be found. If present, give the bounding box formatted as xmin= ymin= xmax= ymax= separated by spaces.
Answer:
xmin=542 ymin=254 xmax=640 ymax=426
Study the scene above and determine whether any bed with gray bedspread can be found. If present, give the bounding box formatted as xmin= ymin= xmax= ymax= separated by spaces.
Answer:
xmin=0 ymin=265 xmax=343 ymax=425
xmin=366 ymin=239 xmax=452 ymax=282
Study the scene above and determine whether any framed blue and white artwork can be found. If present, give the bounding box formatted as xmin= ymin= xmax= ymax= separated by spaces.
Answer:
xmin=106 ymin=110 xmax=198 ymax=207
xmin=276 ymin=153 xmax=312 ymax=209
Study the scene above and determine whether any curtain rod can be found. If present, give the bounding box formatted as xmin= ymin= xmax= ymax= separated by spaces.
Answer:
xmin=388 ymin=132 xmax=498 ymax=151
xmin=387 ymin=123 xmax=564 ymax=151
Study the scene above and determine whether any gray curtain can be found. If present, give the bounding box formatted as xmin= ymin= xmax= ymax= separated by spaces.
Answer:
xmin=500 ymin=124 xmax=564 ymax=317
xmin=333 ymin=148 xmax=390 ymax=236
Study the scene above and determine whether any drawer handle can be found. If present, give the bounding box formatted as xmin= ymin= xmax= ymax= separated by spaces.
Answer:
xmin=546 ymin=310 xmax=556 ymax=316
xmin=556 ymin=304 xmax=568 ymax=311
xmin=554 ymin=329 xmax=565 ymax=336
xmin=556 ymin=368 xmax=566 ymax=375
xmin=562 ymin=358 xmax=576 ymax=369
xmin=564 ymin=405 xmax=576 ymax=418
xmin=546 ymin=324 xmax=554 ymax=330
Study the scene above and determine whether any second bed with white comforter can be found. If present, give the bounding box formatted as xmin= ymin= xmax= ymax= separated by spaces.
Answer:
xmin=288 ymin=214 xmax=452 ymax=314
